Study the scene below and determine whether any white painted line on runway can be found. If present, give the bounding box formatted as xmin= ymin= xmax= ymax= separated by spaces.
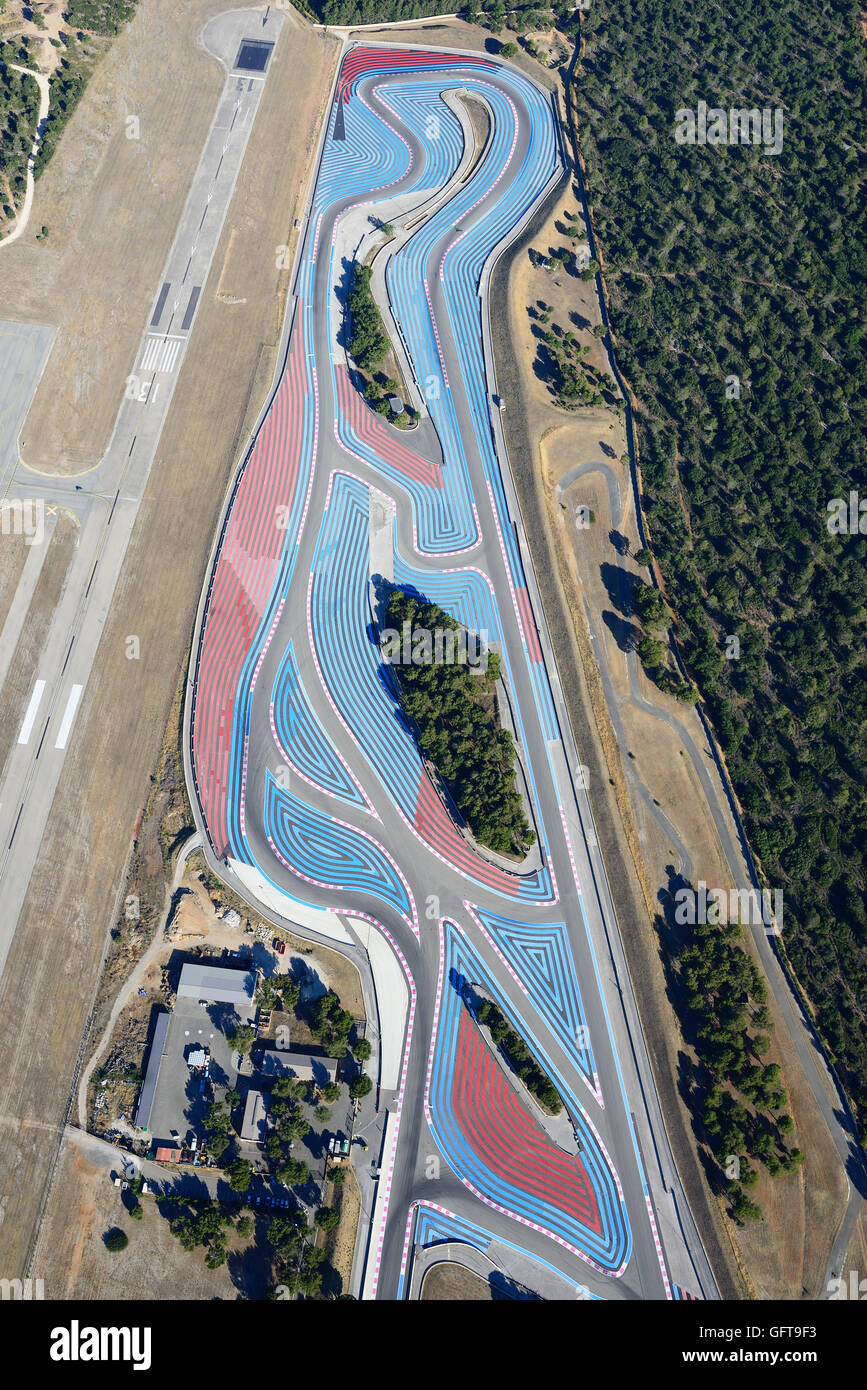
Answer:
xmin=140 ymin=334 xmax=185 ymax=373
xmin=17 ymin=679 xmax=45 ymax=745
xmin=54 ymin=683 xmax=83 ymax=750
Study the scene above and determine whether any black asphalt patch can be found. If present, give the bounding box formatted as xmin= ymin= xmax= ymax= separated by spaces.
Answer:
xmin=150 ymin=282 xmax=170 ymax=327
xmin=181 ymin=286 xmax=202 ymax=332
xmin=333 ymin=100 xmax=346 ymax=142
xmin=234 ymin=39 xmax=273 ymax=73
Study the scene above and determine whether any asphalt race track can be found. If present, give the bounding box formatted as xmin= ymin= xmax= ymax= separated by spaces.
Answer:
xmin=186 ymin=43 xmax=717 ymax=1302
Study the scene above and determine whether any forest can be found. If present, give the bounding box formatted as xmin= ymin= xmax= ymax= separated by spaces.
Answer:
xmin=0 ymin=35 xmax=39 ymax=218
xmin=347 ymin=263 xmax=389 ymax=371
xmin=384 ymin=588 xmax=536 ymax=856
xmin=571 ymin=0 xmax=867 ymax=1131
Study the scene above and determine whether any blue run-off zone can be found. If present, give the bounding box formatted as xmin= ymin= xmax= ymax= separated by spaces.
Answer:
xmin=271 ymin=639 xmax=368 ymax=809
xmin=222 ymin=55 xmax=558 ymax=891
xmin=264 ymin=770 xmax=414 ymax=928
xmin=429 ymin=920 xmax=631 ymax=1271
xmin=470 ymin=905 xmax=600 ymax=1099
xmin=386 ymin=74 xmax=556 ymax=560
xmin=309 ymin=471 xmax=554 ymax=903
xmin=325 ymin=78 xmax=475 ymax=553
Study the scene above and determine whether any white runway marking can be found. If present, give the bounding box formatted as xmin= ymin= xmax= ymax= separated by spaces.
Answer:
xmin=140 ymin=335 xmax=184 ymax=374
xmin=17 ymin=679 xmax=45 ymax=745
xmin=54 ymin=683 xmax=83 ymax=750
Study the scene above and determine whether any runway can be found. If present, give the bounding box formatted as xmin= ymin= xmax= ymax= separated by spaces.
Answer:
xmin=186 ymin=42 xmax=718 ymax=1302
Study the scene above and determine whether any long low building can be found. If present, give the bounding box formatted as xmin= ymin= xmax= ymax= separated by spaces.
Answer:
xmin=240 ymin=1089 xmax=272 ymax=1144
xmin=257 ymin=1049 xmax=337 ymax=1086
xmin=134 ymin=1011 xmax=171 ymax=1130
xmin=176 ymin=961 xmax=256 ymax=1010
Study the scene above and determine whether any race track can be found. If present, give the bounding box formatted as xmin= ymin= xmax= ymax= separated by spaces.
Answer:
xmin=187 ymin=42 xmax=715 ymax=1302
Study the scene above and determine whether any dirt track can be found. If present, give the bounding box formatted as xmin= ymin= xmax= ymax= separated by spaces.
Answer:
xmin=0 ymin=2 xmax=339 ymax=1279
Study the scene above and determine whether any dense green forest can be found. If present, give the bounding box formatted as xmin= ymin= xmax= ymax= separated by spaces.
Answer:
xmin=66 ymin=0 xmax=137 ymax=35
xmin=677 ymin=910 xmax=802 ymax=1220
xmin=308 ymin=0 xmax=579 ymax=33
xmin=347 ymin=263 xmax=388 ymax=369
xmin=572 ymin=0 xmax=867 ymax=1131
xmin=384 ymin=588 xmax=536 ymax=855
xmin=0 ymin=37 xmax=39 ymax=216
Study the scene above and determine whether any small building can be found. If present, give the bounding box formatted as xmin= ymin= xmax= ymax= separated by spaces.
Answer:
xmin=186 ymin=1046 xmax=208 ymax=1069
xmin=154 ymin=1146 xmax=181 ymax=1163
xmin=257 ymin=1049 xmax=338 ymax=1087
xmin=240 ymin=1090 xmax=272 ymax=1144
xmin=176 ymin=961 xmax=256 ymax=1010
xmin=388 ymin=396 xmax=404 ymax=415
xmin=133 ymin=1010 xmax=171 ymax=1130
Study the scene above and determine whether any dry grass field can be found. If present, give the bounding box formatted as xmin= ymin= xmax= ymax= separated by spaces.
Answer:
xmin=0 ymin=1 xmax=339 ymax=1280
xmin=421 ymin=1261 xmax=494 ymax=1300
xmin=35 ymin=1134 xmax=270 ymax=1300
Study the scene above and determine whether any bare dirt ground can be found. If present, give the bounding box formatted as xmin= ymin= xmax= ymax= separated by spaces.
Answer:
xmin=421 ymin=1261 xmax=494 ymax=1300
xmin=35 ymin=1136 xmax=266 ymax=1299
xmin=0 ymin=527 xmax=29 ymax=630
xmin=0 ymin=3 xmax=339 ymax=1281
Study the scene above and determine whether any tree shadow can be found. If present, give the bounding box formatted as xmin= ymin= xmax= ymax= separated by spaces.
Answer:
xmin=609 ymin=529 xmax=630 ymax=556
xmin=599 ymin=560 xmax=638 ymax=617
xmin=601 ymin=609 xmax=637 ymax=654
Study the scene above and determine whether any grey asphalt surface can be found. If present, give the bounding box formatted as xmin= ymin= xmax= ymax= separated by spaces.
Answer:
xmin=185 ymin=50 xmax=718 ymax=1302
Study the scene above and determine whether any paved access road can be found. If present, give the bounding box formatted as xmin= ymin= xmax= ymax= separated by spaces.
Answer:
xmin=187 ymin=42 xmax=718 ymax=1302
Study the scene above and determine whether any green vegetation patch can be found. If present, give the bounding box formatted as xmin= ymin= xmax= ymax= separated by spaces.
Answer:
xmin=67 ymin=0 xmax=137 ymax=35
xmin=347 ymin=263 xmax=389 ymax=371
xmin=472 ymin=994 xmax=562 ymax=1112
xmin=383 ymin=588 xmax=535 ymax=856
xmin=0 ymin=39 xmax=40 ymax=217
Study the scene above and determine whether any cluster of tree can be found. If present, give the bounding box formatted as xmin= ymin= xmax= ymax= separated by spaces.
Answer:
xmin=226 ymin=1023 xmax=256 ymax=1056
xmin=256 ymin=972 xmax=300 ymax=1013
xmin=347 ymin=263 xmax=389 ymax=372
xmin=266 ymin=1209 xmax=326 ymax=1297
xmin=67 ymin=0 xmax=137 ymax=34
xmin=363 ymin=372 xmax=417 ymax=427
xmin=384 ymin=588 xmax=535 ymax=855
xmin=265 ymin=1076 xmax=313 ymax=1189
xmin=32 ymin=55 xmax=88 ymax=179
xmin=0 ymin=37 xmax=40 ymax=217
xmin=473 ymin=996 xmax=562 ymax=1112
xmin=631 ymin=578 xmax=698 ymax=703
xmin=572 ymin=0 xmax=867 ymax=1134
xmin=161 ymin=1198 xmax=237 ymax=1270
xmin=202 ymin=1099 xmax=233 ymax=1162
xmin=536 ymin=315 xmax=614 ymax=409
xmin=310 ymin=990 xmax=354 ymax=1058
xmin=678 ymin=913 xmax=803 ymax=1222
